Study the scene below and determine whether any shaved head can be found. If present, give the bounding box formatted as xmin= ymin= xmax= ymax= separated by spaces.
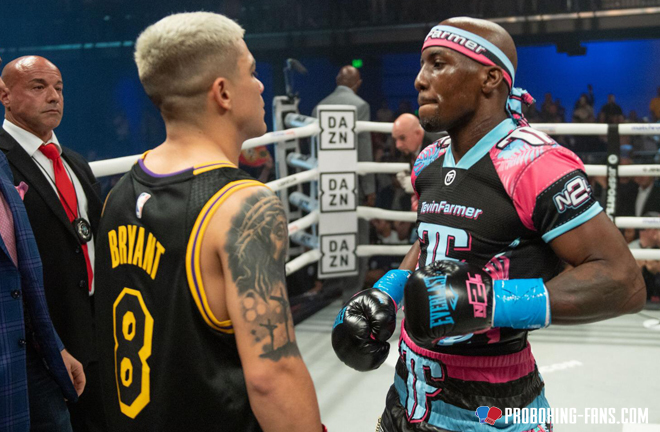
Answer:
xmin=393 ymin=113 xmax=423 ymax=134
xmin=0 ymin=57 xmax=4 ymax=92
xmin=415 ymin=17 xmax=518 ymax=135
xmin=336 ymin=66 xmax=362 ymax=92
xmin=392 ymin=113 xmax=424 ymax=155
xmin=0 ymin=55 xmax=64 ymax=141
xmin=439 ymin=17 xmax=517 ymax=72
xmin=1 ymin=56 xmax=61 ymax=88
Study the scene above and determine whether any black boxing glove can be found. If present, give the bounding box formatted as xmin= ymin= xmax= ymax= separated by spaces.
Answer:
xmin=331 ymin=270 xmax=411 ymax=371
xmin=331 ymin=289 xmax=396 ymax=371
xmin=404 ymin=260 xmax=551 ymax=347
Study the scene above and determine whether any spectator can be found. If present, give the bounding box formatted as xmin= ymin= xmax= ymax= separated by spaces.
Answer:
xmin=393 ymin=220 xmax=415 ymax=243
xmin=522 ymin=101 xmax=541 ymax=122
xmin=585 ymin=84 xmax=595 ymax=106
xmin=600 ymin=94 xmax=624 ymax=124
xmin=0 ymin=56 xmax=106 ymax=431
xmin=622 ymin=227 xmax=637 ymax=244
xmin=555 ymin=98 xmax=566 ymax=122
xmin=542 ymin=103 xmax=563 ymax=123
xmin=392 ymin=113 xmax=429 ymax=163
xmin=366 ymin=218 xmax=407 ymax=286
xmin=628 ymin=214 xmax=660 ymax=306
xmin=376 ymin=99 xmax=394 ymax=123
xmin=632 ymin=177 xmax=660 ymax=217
xmin=649 ymin=86 xmax=660 ymax=121
xmin=371 ymin=218 xmax=401 ymax=244
xmin=238 ymin=145 xmax=274 ymax=183
xmin=373 ymin=99 xmax=395 ymax=151
xmin=540 ymin=92 xmax=556 ymax=121
xmin=572 ymin=94 xmax=595 ymax=123
xmin=313 ymin=65 xmax=375 ymax=300
xmin=395 ymin=99 xmax=414 ymax=117
xmin=391 ymin=113 xmax=434 ymax=207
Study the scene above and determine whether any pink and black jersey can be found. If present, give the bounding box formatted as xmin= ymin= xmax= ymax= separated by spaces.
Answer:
xmin=382 ymin=119 xmax=600 ymax=431
xmin=409 ymin=118 xmax=601 ymax=355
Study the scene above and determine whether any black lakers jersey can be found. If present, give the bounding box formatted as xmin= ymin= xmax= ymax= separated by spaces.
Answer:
xmin=95 ymin=157 xmax=264 ymax=431
xmin=409 ymin=118 xmax=602 ymax=355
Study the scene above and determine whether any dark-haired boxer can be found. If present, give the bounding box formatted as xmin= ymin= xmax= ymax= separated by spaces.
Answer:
xmin=332 ymin=17 xmax=645 ymax=432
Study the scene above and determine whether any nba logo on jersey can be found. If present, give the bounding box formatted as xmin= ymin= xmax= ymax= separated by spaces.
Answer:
xmin=136 ymin=192 xmax=151 ymax=219
xmin=444 ymin=170 xmax=456 ymax=185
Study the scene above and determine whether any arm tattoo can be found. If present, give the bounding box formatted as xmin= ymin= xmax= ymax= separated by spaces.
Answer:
xmin=226 ymin=189 xmax=300 ymax=360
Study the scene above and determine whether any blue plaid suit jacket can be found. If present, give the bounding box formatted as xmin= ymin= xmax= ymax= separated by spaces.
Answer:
xmin=0 ymin=152 xmax=77 ymax=431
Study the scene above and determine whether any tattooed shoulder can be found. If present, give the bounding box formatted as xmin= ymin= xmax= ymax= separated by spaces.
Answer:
xmin=225 ymin=188 xmax=300 ymax=360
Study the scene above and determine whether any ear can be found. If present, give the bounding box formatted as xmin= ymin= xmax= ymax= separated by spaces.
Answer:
xmin=482 ymin=67 xmax=505 ymax=96
xmin=0 ymin=85 xmax=10 ymax=108
xmin=210 ymin=77 xmax=231 ymax=111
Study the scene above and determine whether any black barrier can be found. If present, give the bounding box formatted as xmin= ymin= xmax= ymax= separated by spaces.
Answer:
xmin=605 ymin=124 xmax=620 ymax=223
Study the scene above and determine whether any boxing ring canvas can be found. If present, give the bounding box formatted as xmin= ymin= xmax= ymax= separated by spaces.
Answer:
xmin=299 ymin=301 xmax=660 ymax=432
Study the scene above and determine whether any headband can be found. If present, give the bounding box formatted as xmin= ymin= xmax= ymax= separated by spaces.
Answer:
xmin=422 ymin=25 xmax=535 ymax=127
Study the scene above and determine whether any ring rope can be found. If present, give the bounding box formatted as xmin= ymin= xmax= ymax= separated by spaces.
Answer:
xmin=287 ymin=210 xmax=319 ymax=235
xmin=88 ymin=118 xmax=660 ymax=275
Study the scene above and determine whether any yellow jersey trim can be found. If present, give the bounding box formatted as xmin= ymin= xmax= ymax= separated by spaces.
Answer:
xmin=185 ymin=179 xmax=264 ymax=333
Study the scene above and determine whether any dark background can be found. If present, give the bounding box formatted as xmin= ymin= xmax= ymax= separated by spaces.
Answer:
xmin=1 ymin=0 xmax=659 ymax=162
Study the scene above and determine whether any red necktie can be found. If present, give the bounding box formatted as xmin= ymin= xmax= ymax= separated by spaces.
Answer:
xmin=39 ymin=143 xmax=93 ymax=292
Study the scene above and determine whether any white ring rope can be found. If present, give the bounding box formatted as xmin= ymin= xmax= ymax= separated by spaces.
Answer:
xmin=89 ymin=118 xmax=660 ymax=277
xmin=89 ymin=155 xmax=140 ymax=178
xmin=532 ymin=123 xmax=660 ymax=136
xmin=357 ymin=162 xmax=410 ymax=175
xmin=357 ymin=206 xmax=417 ymax=223
xmin=288 ymin=210 xmax=319 ymax=235
xmin=266 ymin=168 xmax=318 ymax=192
xmin=584 ymin=164 xmax=660 ymax=177
xmin=630 ymin=249 xmax=660 ymax=260
xmin=89 ymin=121 xmax=660 ymax=178
xmin=243 ymin=122 xmax=321 ymax=149
xmin=285 ymin=249 xmax=321 ymax=276
xmin=355 ymin=120 xmax=393 ymax=134
xmin=614 ymin=217 xmax=660 ymax=229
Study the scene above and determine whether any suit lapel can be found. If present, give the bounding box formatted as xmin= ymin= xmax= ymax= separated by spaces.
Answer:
xmin=0 ymin=130 xmax=77 ymax=238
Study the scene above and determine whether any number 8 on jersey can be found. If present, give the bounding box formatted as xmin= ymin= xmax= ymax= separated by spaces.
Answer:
xmin=113 ymin=288 xmax=154 ymax=418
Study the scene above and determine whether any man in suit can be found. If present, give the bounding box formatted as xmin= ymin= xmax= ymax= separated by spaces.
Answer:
xmin=619 ymin=176 xmax=660 ymax=217
xmin=0 ymin=62 xmax=84 ymax=432
xmin=0 ymin=56 xmax=105 ymax=431
xmin=313 ymin=65 xmax=376 ymax=300
xmin=391 ymin=113 xmax=436 ymax=211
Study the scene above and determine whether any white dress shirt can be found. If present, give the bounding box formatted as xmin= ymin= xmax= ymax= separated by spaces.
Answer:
xmin=3 ymin=119 xmax=95 ymax=294
xmin=635 ymin=184 xmax=653 ymax=217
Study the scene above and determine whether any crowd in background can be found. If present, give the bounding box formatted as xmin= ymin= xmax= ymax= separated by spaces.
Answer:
xmin=278 ymin=79 xmax=660 ymax=311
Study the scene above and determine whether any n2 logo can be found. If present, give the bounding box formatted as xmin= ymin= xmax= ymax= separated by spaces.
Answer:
xmin=553 ymin=177 xmax=591 ymax=213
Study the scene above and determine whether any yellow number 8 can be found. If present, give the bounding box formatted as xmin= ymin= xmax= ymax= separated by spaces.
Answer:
xmin=113 ymin=288 xmax=154 ymax=418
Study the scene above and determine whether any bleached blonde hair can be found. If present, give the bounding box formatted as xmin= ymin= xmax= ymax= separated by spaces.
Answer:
xmin=134 ymin=12 xmax=245 ymax=117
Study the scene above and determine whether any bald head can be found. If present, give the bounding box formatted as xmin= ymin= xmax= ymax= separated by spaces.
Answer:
xmin=392 ymin=113 xmax=424 ymax=155
xmin=0 ymin=55 xmax=64 ymax=141
xmin=0 ymin=57 xmax=4 ymax=93
xmin=336 ymin=66 xmax=362 ymax=92
xmin=1 ymin=56 xmax=61 ymax=88
xmin=439 ymin=17 xmax=517 ymax=72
